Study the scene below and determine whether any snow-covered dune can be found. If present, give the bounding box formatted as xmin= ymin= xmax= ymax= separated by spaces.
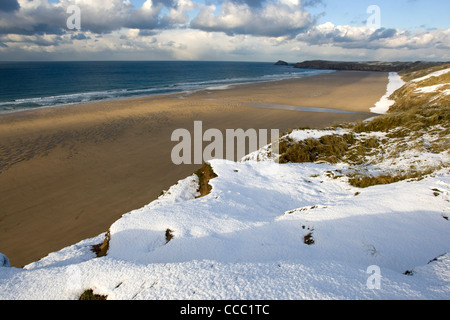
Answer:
xmin=1 ymin=66 xmax=449 ymax=301
xmin=1 ymin=158 xmax=449 ymax=300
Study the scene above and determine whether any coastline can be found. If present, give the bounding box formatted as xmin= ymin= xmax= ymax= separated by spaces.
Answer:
xmin=0 ymin=70 xmax=389 ymax=267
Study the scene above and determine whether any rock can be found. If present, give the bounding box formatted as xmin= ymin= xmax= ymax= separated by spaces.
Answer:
xmin=274 ymin=60 xmax=288 ymax=66
xmin=0 ymin=253 xmax=10 ymax=267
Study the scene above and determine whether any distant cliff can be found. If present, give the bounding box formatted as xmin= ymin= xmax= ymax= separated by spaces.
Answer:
xmin=294 ymin=60 xmax=448 ymax=72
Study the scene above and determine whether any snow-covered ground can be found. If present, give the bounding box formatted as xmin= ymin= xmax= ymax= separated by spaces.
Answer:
xmin=0 ymin=156 xmax=449 ymax=300
xmin=1 ymin=68 xmax=449 ymax=300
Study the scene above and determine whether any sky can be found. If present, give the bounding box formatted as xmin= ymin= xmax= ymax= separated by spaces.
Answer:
xmin=0 ymin=0 xmax=449 ymax=62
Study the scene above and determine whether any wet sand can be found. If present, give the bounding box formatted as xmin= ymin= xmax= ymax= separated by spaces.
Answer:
xmin=0 ymin=70 xmax=388 ymax=267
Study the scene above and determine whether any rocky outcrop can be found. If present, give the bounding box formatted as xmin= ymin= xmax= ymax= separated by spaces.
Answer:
xmin=274 ymin=60 xmax=289 ymax=66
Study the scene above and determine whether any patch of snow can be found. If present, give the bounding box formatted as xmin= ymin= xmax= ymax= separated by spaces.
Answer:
xmin=153 ymin=174 xmax=200 ymax=205
xmin=412 ymin=68 xmax=450 ymax=83
xmin=288 ymin=128 xmax=350 ymax=141
xmin=370 ymin=72 xmax=405 ymax=114
xmin=415 ymin=83 xmax=449 ymax=94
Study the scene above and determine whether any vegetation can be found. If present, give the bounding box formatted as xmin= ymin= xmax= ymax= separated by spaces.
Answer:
xmin=279 ymin=134 xmax=355 ymax=164
xmin=79 ymin=289 xmax=107 ymax=300
xmin=165 ymin=228 xmax=174 ymax=244
xmin=347 ymin=168 xmax=435 ymax=189
xmin=194 ymin=162 xmax=218 ymax=198
xmin=92 ymin=231 xmax=110 ymax=258
xmin=278 ymin=63 xmax=450 ymax=188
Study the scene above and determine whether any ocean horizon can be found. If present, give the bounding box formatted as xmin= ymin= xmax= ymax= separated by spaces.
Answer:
xmin=0 ymin=61 xmax=333 ymax=114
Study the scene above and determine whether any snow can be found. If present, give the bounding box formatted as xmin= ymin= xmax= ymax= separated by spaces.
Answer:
xmin=0 ymin=253 xmax=10 ymax=267
xmin=1 ymin=156 xmax=449 ymax=300
xmin=415 ymin=84 xmax=446 ymax=93
xmin=415 ymin=83 xmax=450 ymax=96
xmin=288 ymin=128 xmax=350 ymax=141
xmin=370 ymin=72 xmax=405 ymax=114
xmin=412 ymin=68 xmax=450 ymax=83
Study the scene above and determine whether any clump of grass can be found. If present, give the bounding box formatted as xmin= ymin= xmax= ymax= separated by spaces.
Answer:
xmin=165 ymin=228 xmax=174 ymax=244
xmin=279 ymin=134 xmax=356 ymax=164
xmin=348 ymin=174 xmax=404 ymax=188
xmin=304 ymin=232 xmax=315 ymax=245
xmin=301 ymin=225 xmax=315 ymax=245
xmin=194 ymin=162 xmax=218 ymax=198
xmin=79 ymin=289 xmax=107 ymax=300
xmin=348 ymin=168 xmax=436 ymax=188
xmin=279 ymin=132 xmax=384 ymax=166
xmin=92 ymin=231 xmax=110 ymax=258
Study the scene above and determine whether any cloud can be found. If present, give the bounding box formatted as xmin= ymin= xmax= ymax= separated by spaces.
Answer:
xmin=0 ymin=0 xmax=194 ymax=36
xmin=0 ymin=0 xmax=66 ymax=35
xmin=295 ymin=22 xmax=450 ymax=52
xmin=0 ymin=0 xmax=20 ymax=12
xmin=162 ymin=0 xmax=197 ymax=26
xmin=190 ymin=0 xmax=315 ymax=37
xmin=0 ymin=0 xmax=448 ymax=62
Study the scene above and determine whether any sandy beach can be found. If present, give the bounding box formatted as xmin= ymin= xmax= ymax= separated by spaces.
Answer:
xmin=0 ymin=70 xmax=388 ymax=267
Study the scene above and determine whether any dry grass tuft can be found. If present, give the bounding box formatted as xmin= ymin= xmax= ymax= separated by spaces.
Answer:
xmin=79 ymin=289 xmax=107 ymax=300
xmin=92 ymin=231 xmax=111 ymax=258
xmin=194 ymin=162 xmax=218 ymax=198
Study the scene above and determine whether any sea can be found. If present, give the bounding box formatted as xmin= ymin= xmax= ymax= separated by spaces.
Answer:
xmin=0 ymin=61 xmax=333 ymax=113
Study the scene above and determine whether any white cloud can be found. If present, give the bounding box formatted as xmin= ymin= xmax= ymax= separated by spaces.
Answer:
xmin=190 ymin=0 xmax=314 ymax=37
xmin=296 ymin=22 xmax=450 ymax=52
xmin=163 ymin=0 xmax=197 ymax=26
xmin=0 ymin=0 xmax=449 ymax=61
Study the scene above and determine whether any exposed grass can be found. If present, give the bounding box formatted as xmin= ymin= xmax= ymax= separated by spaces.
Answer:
xmin=92 ymin=231 xmax=110 ymax=258
xmin=279 ymin=132 xmax=383 ymax=167
xmin=304 ymin=232 xmax=315 ymax=245
xmin=348 ymin=168 xmax=436 ymax=188
xmin=399 ymin=63 xmax=450 ymax=82
xmin=277 ymin=64 xmax=449 ymax=189
xmin=353 ymin=105 xmax=450 ymax=134
xmin=279 ymin=134 xmax=356 ymax=164
xmin=194 ymin=162 xmax=218 ymax=198
xmin=165 ymin=228 xmax=174 ymax=244
xmin=79 ymin=289 xmax=108 ymax=300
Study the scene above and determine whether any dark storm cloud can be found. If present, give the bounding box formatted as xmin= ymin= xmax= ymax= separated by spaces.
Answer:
xmin=0 ymin=0 xmax=20 ymax=12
